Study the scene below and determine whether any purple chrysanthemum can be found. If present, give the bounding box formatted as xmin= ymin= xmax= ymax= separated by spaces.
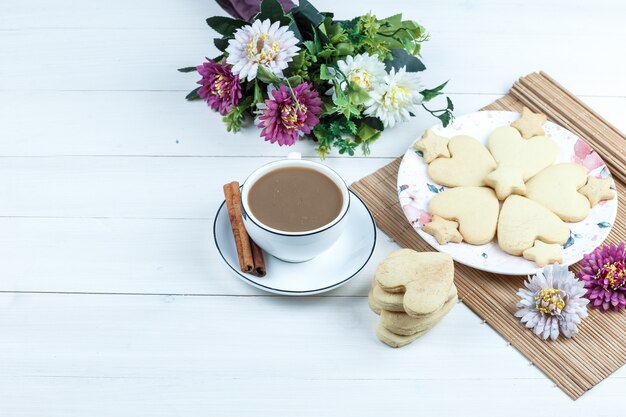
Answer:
xmin=577 ymin=242 xmax=626 ymax=312
xmin=256 ymin=82 xmax=322 ymax=146
xmin=196 ymin=59 xmax=242 ymax=115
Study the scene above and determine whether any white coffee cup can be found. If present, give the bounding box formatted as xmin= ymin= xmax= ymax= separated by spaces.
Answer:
xmin=241 ymin=153 xmax=350 ymax=262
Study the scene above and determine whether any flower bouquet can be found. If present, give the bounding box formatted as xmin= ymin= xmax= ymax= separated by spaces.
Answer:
xmin=180 ymin=0 xmax=453 ymax=157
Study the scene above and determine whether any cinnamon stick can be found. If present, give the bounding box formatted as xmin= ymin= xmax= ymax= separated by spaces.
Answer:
xmin=222 ymin=181 xmax=266 ymax=277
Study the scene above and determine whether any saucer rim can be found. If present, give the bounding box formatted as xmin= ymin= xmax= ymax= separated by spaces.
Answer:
xmin=213 ymin=190 xmax=377 ymax=295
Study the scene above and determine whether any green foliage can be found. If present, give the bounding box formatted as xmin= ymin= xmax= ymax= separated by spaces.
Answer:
xmin=206 ymin=16 xmax=247 ymax=37
xmin=182 ymin=1 xmax=455 ymax=157
xmin=223 ymin=97 xmax=254 ymax=133
xmin=185 ymin=87 xmax=201 ymax=101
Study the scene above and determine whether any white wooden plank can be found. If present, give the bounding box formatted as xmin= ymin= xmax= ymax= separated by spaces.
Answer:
xmin=0 ymin=156 xmax=393 ymax=218
xmin=0 ymin=216 xmax=395 ymax=295
xmin=0 ymin=293 xmax=623 ymax=417
xmin=3 ymin=376 xmax=625 ymax=417
xmin=1 ymin=92 xmax=624 ymax=157
xmin=0 ymin=18 xmax=624 ymax=95
xmin=0 ymin=92 xmax=500 ymax=157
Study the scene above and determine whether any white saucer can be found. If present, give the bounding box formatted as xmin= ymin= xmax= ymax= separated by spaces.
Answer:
xmin=213 ymin=190 xmax=377 ymax=295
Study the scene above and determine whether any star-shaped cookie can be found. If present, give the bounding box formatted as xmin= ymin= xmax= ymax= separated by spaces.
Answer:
xmin=484 ymin=164 xmax=526 ymax=200
xmin=423 ymin=215 xmax=463 ymax=245
xmin=579 ymin=176 xmax=614 ymax=206
xmin=511 ymin=106 xmax=547 ymax=139
xmin=522 ymin=240 xmax=563 ymax=267
xmin=413 ymin=129 xmax=450 ymax=163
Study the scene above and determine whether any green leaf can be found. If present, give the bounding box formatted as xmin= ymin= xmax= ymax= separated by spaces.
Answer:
xmin=361 ymin=117 xmax=384 ymax=131
xmin=253 ymin=80 xmax=263 ymax=104
xmin=356 ymin=123 xmax=382 ymax=144
xmin=214 ymin=37 xmax=231 ymax=52
xmin=178 ymin=66 xmax=197 ymax=73
xmin=256 ymin=0 xmax=289 ymax=23
xmin=385 ymin=48 xmax=426 ymax=72
xmin=287 ymin=16 xmax=304 ymax=42
xmin=185 ymin=87 xmax=201 ymax=101
xmin=420 ymin=80 xmax=448 ymax=102
xmin=319 ymin=64 xmax=336 ymax=80
xmin=292 ymin=0 xmax=324 ymax=27
xmin=205 ymin=16 xmax=247 ymax=37
xmin=446 ymin=96 xmax=454 ymax=112
xmin=287 ymin=75 xmax=303 ymax=86
xmin=347 ymin=82 xmax=370 ymax=105
xmin=256 ymin=65 xmax=282 ymax=84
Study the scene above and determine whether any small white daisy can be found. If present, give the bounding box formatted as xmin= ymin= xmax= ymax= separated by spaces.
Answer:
xmin=336 ymin=53 xmax=386 ymax=92
xmin=226 ymin=19 xmax=300 ymax=82
xmin=363 ymin=67 xmax=424 ymax=128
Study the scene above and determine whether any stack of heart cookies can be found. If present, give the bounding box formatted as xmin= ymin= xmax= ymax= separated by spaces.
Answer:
xmin=368 ymin=249 xmax=457 ymax=348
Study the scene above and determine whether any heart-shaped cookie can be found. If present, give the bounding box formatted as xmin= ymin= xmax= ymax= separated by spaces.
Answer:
xmin=429 ymin=186 xmax=500 ymax=245
xmin=487 ymin=126 xmax=558 ymax=180
xmin=497 ymin=195 xmax=570 ymax=256
xmin=375 ymin=249 xmax=454 ymax=317
xmin=428 ymin=135 xmax=496 ymax=187
xmin=525 ymin=163 xmax=590 ymax=222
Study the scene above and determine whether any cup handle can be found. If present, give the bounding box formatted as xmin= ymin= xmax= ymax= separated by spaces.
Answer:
xmin=287 ymin=152 xmax=302 ymax=160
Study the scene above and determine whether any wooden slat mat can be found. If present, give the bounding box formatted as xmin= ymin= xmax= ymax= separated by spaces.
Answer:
xmin=350 ymin=72 xmax=626 ymax=399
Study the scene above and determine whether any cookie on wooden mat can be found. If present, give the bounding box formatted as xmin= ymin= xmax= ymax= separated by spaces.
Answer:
xmin=374 ymin=249 xmax=454 ymax=317
xmin=413 ymin=128 xmax=450 ymax=163
xmin=427 ymin=135 xmax=496 ymax=187
xmin=380 ymin=288 xmax=457 ymax=336
xmin=525 ymin=163 xmax=590 ymax=222
xmin=487 ymin=126 xmax=558 ymax=181
xmin=429 ymin=186 xmax=500 ymax=245
xmin=497 ymin=195 xmax=569 ymax=256
xmin=578 ymin=176 xmax=615 ymax=207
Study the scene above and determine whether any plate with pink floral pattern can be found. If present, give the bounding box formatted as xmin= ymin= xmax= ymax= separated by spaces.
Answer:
xmin=397 ymin=111 xmax=618 ymax=276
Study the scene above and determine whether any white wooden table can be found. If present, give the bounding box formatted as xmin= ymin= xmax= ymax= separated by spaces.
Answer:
xmin=1 ymin=0 xmax=625 ymax=415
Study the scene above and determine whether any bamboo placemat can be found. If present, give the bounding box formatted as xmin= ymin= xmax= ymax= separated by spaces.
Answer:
xmin=350 ymin=72 xmax=626 ymax=399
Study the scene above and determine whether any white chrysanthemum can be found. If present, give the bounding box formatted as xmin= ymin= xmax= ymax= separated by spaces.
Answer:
xmin=336 ymin=53 xmax=386 ymax=92
xmin=363 ymin=67 xmax=424 ymax=128
xmin=226 ymin=19 xmax=300 ymax=82
xmin=515 ymin=264 xmax=589 ymax=341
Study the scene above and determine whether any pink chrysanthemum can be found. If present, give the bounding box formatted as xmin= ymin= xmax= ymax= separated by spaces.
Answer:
xmin=196 ymin=58 xmax=242 ymax=115
xmin=577 ymin=242 xmax=626 ymax=312
xmin=256 ymin=82 xmax=322 ymax=146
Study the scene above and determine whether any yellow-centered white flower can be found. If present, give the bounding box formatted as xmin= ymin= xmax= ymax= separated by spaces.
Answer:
xmin=226 ymin=19 xmax=300 ymax=82
xmin=336 ymin=53 xmax=386 ymax=92
xmin=364 ymin=67 xmax=424 ymax=128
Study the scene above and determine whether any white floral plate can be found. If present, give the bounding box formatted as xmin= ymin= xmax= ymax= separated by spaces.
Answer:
xmin=397 ymin=111 xmax=618 ymax=276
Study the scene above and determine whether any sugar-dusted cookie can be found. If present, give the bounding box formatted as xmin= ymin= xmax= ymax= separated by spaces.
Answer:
xmin=487 ymin=126 xmax=558 ymax=181
xmin=525 ymin=163 xmax=590 ymax=222
xmin=522 ymin=240 xmax=563 ymax=267
xmin=376 ymin=322 xmax=430 ymax=348
xmin=374 ymin=249 xmax=454 ymax=317
xmin=579 ymin=176 xmax=615 ymax=207
xmin=422 ymin=215 xmax=463 ymax=245
xmin=427 ymin=135 xmax=496 ymax=187
xmin=497 ymin=195 xmax=570 ymax=256
xmin=413 ymin=129 xmax=450 ymax=163
xmin=429 ymin=186 xmax=500 ymax=245
xmin=380 ymin=289 xmax=457 ymax=336
xmin=511 ymin=106 xmax=547 ymax=139
xmin=484 ymin=163 xmax=526 ymax=200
